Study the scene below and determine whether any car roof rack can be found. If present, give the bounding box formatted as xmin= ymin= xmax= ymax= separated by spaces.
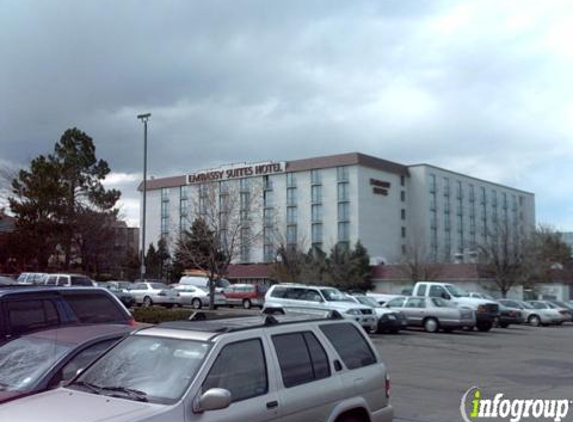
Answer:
xmin=155 ymin=309 xmax=344 ymax=336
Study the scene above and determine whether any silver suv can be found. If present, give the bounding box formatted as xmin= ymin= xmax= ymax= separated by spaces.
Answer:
xmin=264 ymin=284 xmax=378 ymax=332
xmin=0 ymin=313 xmax=394 ymax=422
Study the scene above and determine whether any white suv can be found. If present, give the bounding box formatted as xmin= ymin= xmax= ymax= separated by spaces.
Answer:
xmin=0 ymin=313 xmax=393 ymax=422
xmin=264 ymin=284 xmax=378 ymax=333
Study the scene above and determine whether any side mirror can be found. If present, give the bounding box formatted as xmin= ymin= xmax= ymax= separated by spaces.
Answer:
xmin=441 ymin=292 xmax=451 ymax=300
xmin=193 ymin=388 xmax=231 ymax=413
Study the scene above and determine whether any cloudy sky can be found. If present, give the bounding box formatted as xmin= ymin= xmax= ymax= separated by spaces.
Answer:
xmin=1 ymin=0 xmax=572 ymax=229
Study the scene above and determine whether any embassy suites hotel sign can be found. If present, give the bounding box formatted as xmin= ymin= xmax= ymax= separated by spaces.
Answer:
xmin=187 ymin=162 xmax=286 ymax=184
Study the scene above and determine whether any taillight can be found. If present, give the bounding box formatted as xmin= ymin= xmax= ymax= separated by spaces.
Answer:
xmin=385 ymin=374 xmax=390 ymax=398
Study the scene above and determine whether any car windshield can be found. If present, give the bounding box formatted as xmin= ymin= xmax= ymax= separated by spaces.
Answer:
xmin=520 ymin=302 xmax=534 ymax=309
xmin=445 ymin=285 xmax=470 ymax=298
xmin=0 ymin=337 xmax=72 ymax=392
xmin=355 ymin=296 xmax=379 ymax=307
xmin=320 ymin=288 xmax=352 ymax=302
xmin=150 ymin=283 xmax=168 ymax=290
xmin=70 ymin=335 xmax=211 ymax=404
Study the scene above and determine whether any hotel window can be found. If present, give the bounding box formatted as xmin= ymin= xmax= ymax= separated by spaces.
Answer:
xmin=502 ymin=192 xmax=508 ymax=209
xmin=338 ymin=222 xmax=350 ymax=243
xmin=264 ymin=189 xmax=274 ymax=207
xmin=240 ymin=191 xmax=250 ymax=210
xmin=401 ymin=209 xmax=406 ymax=220
xmin=338 ymin=202 xmax=350 ymax=222
xmin=161 ymin=188 xmax=170 ymax=202
xmin=430 ymin=210 xmax=437 ymax=228
xmin=263 ymin=175 xmax=273 ymax=191
xmin=429 ymin=192 xmax=436 ymax=210
xmin=161 ymin=201 xmax=169 ymax=217
xmin=337 ymin=166 xmax=349 ymax=182
xmin=491 ymin=190 xmax=498 ymax=208
xmin=286 ymin=187 xmax=297 ymax=206
xmin=444 ymin=214 xmax=451 ymax=231
xmin=286 ymin=206 xmax=297 ymax=225
xmin=263 ymin=229 xmax=275 ymax=262
xmin=469 ymin=184 xmax=475 ymax=202
xmin=337 ymin=182 xmax=349 ymax=202
xmin=311 ymin=204 xmax=323 ymax=223
xmin=443 ymin=177 xmax=450 ymax=196
xmin=312 ymin=223 xmax=323 ymax=246
xmin=401 ymin=190 xmax=406 ymax=202
xmin=429 ymin=174 xmax=437 ymax=192
xmin=264 ymin=209 xmax=274 ymax=227
xmin=480 ymin=187 xmax=486 ymax=204
xmin=311 ymin=185 xmax=323 ymax=204
xmin=161 ymin=216 xmax=169 ymax=238
xmin=456 ymin=181 xmax=462 ymax=199
xmin=220 ymin=180 xmax=230 ymax=193
xmin=240 ymin=178 xmax=249 ymax=191
xmin=400 ymin=175 xmax=405 ymax=187
xmin=401 ymin=226 xmax=406 ymax=238
xmin=286 ymin=225 xmax=297 ymax=245
xmin=311 ymin=169 xmax=322 ymax=185
xmin=457 ymin=214 xmax=463 ymax=233
xmin=286 ymin=172 xmax=296 ymax=188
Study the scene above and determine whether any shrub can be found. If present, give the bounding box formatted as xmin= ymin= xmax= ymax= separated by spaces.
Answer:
xmin=133 ymin=307 xmax=194 ymax=324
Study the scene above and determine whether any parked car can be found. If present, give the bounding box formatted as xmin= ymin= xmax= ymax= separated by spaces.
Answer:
xmin=0 ymin=286 xmax=136 ymax=344
xmin=496 ymin=304 xmax=524 ymax=328
xmin=546 ymin=300 xmax=573 ymax=322
xmin=223 ymin=283 xmax=266 ymax=309
xmin=347 ymin=294 xmax=407 ymax=333
xmin=264 ymin=284 xmax=378 ymax=332
xmin=527 ymin=301 xmax=570 ymax=324
xmin=0 ymin=313 xmax=393 ymax=422
xmin=498 ymin=299 xmax=562 ymax=326
xmin=384 ymin=296 xmax=476 ymax=333
xmin=366 ymin=292 xmax=400 ymax=305
xmin=16 ymin=273 xmax=47 ymax=285
xmin=43 ymin=274 xmax=96 ymax=287
xmin=410 ymin=282 xmax=499 ymax=332
xmin=130 ymin=282 xmax=180 ymax=308
xmin=170 ymin=284 xmax=212 ymax=309
xmin=0 ymin=324 xmax=133 ymax=404
xmin=179 ymin=275 xmax=231 ymax=293
xmin=98 ymin=281 xmax=135 ymax=308
xmin=0 ymin=276 xmax=16 ymax=285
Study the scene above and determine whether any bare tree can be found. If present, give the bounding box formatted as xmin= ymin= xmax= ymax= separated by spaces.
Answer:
xmin=477 ymin=221 xmax=529 ymax=298
xmin=0 ymin=163 xmax=18 ymax=206
xmin=398 ymin=235 xmax=444 ymax=282
xmin=174 ymin=179 xmax=266 ymax=308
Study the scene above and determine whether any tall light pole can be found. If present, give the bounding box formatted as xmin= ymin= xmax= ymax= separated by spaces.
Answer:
xmin=137 ymin=113 xmax=151 ymax=281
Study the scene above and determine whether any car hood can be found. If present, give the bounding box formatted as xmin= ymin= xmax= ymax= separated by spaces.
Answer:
xmin=0 ymin=389 xmax=167 ymax=422
xmin=0 ymin=389 xmax=26 ymax=404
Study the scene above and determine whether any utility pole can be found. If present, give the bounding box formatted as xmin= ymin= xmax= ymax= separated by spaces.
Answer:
xmin=137 ymin=113 xmax=151 ymax=281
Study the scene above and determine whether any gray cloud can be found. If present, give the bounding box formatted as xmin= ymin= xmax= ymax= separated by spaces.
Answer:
xmin=1 ymin=0 xmax=572 ymax=228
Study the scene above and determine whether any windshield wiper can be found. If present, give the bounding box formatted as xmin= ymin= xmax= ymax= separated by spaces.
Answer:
xmin=99 ymin=386 xmax=148 ymax=402
xmin=70 ymin=381 xmax=103 ymax=395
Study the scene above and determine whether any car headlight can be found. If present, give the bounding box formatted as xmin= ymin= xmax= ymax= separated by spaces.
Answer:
xmin=346 ymin=309 xmax=361 ymax=315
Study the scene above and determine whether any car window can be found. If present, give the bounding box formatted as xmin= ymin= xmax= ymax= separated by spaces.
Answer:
xmin=529 ymin=302 xmax=546 ymax=309
xmin=417 ymin=284 xmax=427 ymax=296
xmin=284 ymin=287 xmax=307 ymax=300
xmin=133 ymin=283 xmax=147 ymax=290
xmin=320 ymin=323 xmax=376 ymax=370
xmin=405 ymin=297 xmax=426 ymax=308
xmin=151 ymin=283 xmax=168 ymax=290
xmin=386 ymin=297 xmax=406 ymax=308
xmin=431 ymin=297 xmax=450 ymax=307
xmin=202 ymin=339 xmax=268 ymax=403
xmin=7 ymin=299 xmax=60 ymax=335
xmin=270 ymin=286 xmax=287 ymax=298
xmin=429 ymin=285 xmax=447 ymax=298
xmin=46 ymin=275 xmax=57 ymax=285
xmin=71 ymin=276 xmax=94 ymax=286
xmin=301 ymin=289 xmax=322 ymax=302
xmin=61 ymin=292 xmax=127 ymax=323
xmin=272 ymin=332 xmax=330 ymax=388
xmin=56 ymin=276 xmax=68 ymax=286
xmin=59 ymin=338 xmax=120 ymax=382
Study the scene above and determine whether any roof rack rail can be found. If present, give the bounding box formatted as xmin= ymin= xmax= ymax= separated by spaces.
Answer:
xmin=262 ymin=306 xmax=344 ymax=320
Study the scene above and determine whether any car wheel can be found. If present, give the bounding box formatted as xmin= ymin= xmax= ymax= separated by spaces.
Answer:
xmin=337 ymin=414 xmax=362 ymax=422
xmin=529 ymin=315 xmax=541 ymax=327
xmin=191 ymin=298 xmax=202 ymax=310
xmin=242 ymin=299 xmax=252 ymax=309
xmin=476 ymin=321 xmax=493 ymax=332
xmin=143 ymin=296 xmax=153 ymax=307
xmin=423 ymin=318 xmax=439 ymax=333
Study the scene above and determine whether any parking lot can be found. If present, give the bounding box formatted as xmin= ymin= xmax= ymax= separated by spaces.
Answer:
xmin=372 ymin=324 xmax=573 ymax=422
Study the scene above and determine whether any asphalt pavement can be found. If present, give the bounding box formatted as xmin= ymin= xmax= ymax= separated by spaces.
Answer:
xmin=372 ymin=324 xmax=573 ymax=422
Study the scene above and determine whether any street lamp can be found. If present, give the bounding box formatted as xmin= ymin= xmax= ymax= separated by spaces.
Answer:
xmin=137 ymin=112 xmax=151 ymax=281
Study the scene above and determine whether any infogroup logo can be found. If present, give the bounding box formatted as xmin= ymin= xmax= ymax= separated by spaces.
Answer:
xmin=460 ymin=387 xmax=571 ymax=422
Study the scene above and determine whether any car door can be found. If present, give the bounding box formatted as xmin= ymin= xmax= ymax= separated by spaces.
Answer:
xmin=404 ymin=297 xmax=426 ymax=326
xmin=269 ymin=328 xmax=343 ymax=422
xmin=192 ymin=336 xmax=280 ymax=422
xmin=130 ymin=283 xmax=147 ymax=303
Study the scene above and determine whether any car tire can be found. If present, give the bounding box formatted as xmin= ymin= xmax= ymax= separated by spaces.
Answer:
xmin=242 ymin=299 xmax=252 ymax=309
xmin=143 ymin=296 xmax=153 ymax=307
xmin=337 ymin=414 xmax=362 ymax=422
xmin=423 ymin=317 xmax=439 ymax=333
xmin=528 ymin=315 xmax=541 ymax=327
xmin=191 ymin=298 xmax=202 ymax=310
xmin=476 ymin=321 xmax=493 ymax=332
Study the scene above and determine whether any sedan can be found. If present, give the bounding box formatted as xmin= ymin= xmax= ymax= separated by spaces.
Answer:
xmin=347 ymin=295 xmax=407 ymax=333
xmin=0 ymin=324 xmax=132 ymax=404
xmin=546 ymin=300 xmax=573 ymax=322
xmin=385 ymin=296 xmax=476 ymax=333
xmin=527 ymin=301 xmax=570 ymax=325
xmin=130 ymin=282 xmax=180 ymax=308
xmin=171 ymin=284 xmax=209 ymax=309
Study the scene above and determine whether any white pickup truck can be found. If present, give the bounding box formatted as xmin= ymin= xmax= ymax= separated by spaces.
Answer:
xmin=410 ymin=282 xmax=500 ymax=332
